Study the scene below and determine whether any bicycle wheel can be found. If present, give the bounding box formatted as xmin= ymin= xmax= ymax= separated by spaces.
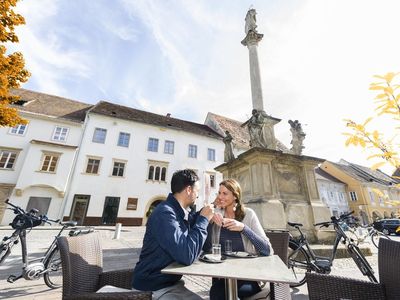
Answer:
xmin=0 ymin=244 xmax=11 ymax=264
xmin=344 ymin=229 xmax=360 ymax=246
xmin=288 ymin=241 xmax=311 ymax=287
xmin=347 ymin=243 xmax=377 ymax=283
xmin=370 ymin=232 xmax=391 ymax=249
xmin=43 ymin=247 xmax=62 ymax=289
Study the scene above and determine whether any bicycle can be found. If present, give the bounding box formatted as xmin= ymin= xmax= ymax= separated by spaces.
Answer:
xmin=0 ymin=199 xmax=93 ymax=288
xmin=287 ymin=211 xmax=377 ymax=287
xmin=345 ymin=223 xmax=391 ymax=248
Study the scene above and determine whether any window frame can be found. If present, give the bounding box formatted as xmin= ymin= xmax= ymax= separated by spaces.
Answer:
xmin=188 ymin=144 xmax=198 ymax=158
xmin=117 ymin=132 xmax=131 ymax=147
xmin=9 ymin=124 xmax=27 ymax=136
xmin=164 ymin=140 xmax=175 ymax=154
xmin=92 ymin=128 xmax=107 ymax=144
xmin=52 ymin=126 xmax=69 ymax=142
xmin=349 ymin=191 xmax=358 ymax=202
xmin=40 ymin=152 xmax=61 ymax=173
xmin=0 ymin=150 xmax=18 ymax=170
xmin=147 ymin=138 xmax=159 ymax=152
xmin=207 ymin=148 xmax=216 ymax=161
xmin=85 ymin=157 xmax=101 ymax=174
xmin=147 ymin=160 xmax=169 ymax=183
xmin=111 ymin=160 xmax=126 ymax=177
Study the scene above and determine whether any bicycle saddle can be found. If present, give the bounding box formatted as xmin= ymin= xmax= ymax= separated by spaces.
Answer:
xmin=288 ymin=222 xmax=303 ymax=227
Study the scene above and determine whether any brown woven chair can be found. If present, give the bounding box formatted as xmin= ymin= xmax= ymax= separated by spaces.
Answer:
xmin=306 ymin=238 xmax=400 ymax=300
xmin=57 ymin=232 xmax=151 ymax=300
xmin=244 ymin=230 xmax=290 ymax=300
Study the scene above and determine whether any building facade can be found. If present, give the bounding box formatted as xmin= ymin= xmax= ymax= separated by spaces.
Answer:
xmin=315 ymin=167 xmax=350 ymax=218
xmin=1 ymin=90 xmax=224 ymax=226
xmin=321 ymin=160 xmax=400 ymax=224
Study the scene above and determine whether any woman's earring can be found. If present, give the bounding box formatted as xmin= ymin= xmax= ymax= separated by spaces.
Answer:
xmin=233 ymin=203 xmax=237 ymax=212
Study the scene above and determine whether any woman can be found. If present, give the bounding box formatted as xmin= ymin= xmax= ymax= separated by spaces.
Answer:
xmin=204 ymin=179 xmax=273 ymax=300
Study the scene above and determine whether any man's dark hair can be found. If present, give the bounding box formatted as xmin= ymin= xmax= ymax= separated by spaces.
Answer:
xmin=171 ymin=169 xmax=199 ymax=194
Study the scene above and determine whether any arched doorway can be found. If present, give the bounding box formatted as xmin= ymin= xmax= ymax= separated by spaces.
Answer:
xmin=146 ymin=200 xmax=163 ymax=218
xmin=359 ymin=211 xmax=369 ymax=225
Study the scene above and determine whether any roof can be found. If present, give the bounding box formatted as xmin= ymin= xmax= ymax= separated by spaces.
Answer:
xmin=205 ymin=112 xmax=289 ymax=152
xmin=10 ymin=88 xmax=92 ymax=122
xmin=90 ymin=101 xmax=223 ymax=139
xmin=330 ymin=160 xmax=398 ymax=186
xmin=315 ymin=167 xmax=345 ymax=184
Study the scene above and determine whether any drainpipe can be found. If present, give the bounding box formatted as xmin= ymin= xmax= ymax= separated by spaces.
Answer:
xmin=57 ymin=113 xmax=91 ymax=220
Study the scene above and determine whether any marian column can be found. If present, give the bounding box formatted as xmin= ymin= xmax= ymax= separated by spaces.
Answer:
xmin=241 ymin=9 xmax=280 ymax=150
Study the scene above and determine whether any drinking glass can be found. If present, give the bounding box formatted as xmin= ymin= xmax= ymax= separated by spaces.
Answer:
xmin=211 ymin=243 xmax=222 ymax=260
xmin=225 ymin=240 xmax=232 ymax=254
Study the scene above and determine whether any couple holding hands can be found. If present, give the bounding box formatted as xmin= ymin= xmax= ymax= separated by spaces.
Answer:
xmin=133 ymin=169 xmax=273 ymax=300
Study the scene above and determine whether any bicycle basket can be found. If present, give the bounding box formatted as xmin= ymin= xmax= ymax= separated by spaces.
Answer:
xmin=10 ymin=214 xmax=42 ymax=229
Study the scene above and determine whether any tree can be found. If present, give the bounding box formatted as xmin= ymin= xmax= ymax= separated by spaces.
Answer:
xmin=0 ymin=0 xmax=30 ymax=127
xmin=344 ymin=72 xmax=400 ymax=205
xmin=344 ymin=72 xmax=400 ymax=171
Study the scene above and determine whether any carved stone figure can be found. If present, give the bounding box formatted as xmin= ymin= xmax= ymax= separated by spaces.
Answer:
xmin=289 ymin=120 xmax=306 ymax=155
xmin=242 ymin=109 xmax=267 ymax=148
xmin=223 ymin=130 xmax=235 ymax=162
xmin=245 ymin=8 xmax=257 ymax=34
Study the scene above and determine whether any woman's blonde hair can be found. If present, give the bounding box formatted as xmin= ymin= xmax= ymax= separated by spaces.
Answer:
xmin=219 ymin=179 xmax=245 ymax=221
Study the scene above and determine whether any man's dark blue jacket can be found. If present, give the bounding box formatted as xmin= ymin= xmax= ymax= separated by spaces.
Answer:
xmin=132 ymin=193 xmax=209 ymax=291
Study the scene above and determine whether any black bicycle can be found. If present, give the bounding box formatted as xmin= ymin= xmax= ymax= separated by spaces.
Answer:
xmin=287 ymin=211 xmax=377 ymax=287
xmin=0 ymin=199 xmax=93 ymax=288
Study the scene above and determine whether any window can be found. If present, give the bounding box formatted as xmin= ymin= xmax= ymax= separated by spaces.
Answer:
xmin=188 ymin=144 xmax=197 ymax=158
xmin=52 ymin=126 xmax=69 ymax=142
xmin=147 ymin=160 xmax=168 ymax=182
xmin=164 ymin=140 xmax=175 ymax=154
xmin=93 ymin=128 xmax=107 ymax=143
xmin=0 ymin=150 xmax=17 ymax=169
xmin=9 ymin=124 xmax=27 ymax=135
xmin=349 ymin=191 xmax=358 ymax=202
xmin=85 ymin=158 xmax=101 ymax=174
xmin=40 ymin=154 xmax=60 ymax=172
xmin=210 ymin=174 xmax=215 ymax=188
xmin=207 ymin=148 xmax=216 ymax=161
xmin=112 ymin=161 xmax=125 ymax=177
xmin=148 ymin=138 xmax=159 ymax=152
xmin=118 ymin=132 xmax=130 ymax=147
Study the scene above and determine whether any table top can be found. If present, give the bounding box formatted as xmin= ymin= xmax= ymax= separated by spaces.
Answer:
xmin=162 ymin=255 xmax=297 ymax=284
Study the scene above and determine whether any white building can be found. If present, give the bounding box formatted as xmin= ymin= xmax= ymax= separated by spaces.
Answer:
xmin=315 ymin=166 xmax=350 ymax=218
xmin=0 ymin=89 xmax=91 ymax=224
xmin=62 ymin=101 xmax=223 ymax=226
xmin=1 ymin=90 xmax=224 ymax=226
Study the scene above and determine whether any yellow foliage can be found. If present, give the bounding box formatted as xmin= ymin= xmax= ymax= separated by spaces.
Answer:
xmin=0 ymin=0 xmax=30 ymax=127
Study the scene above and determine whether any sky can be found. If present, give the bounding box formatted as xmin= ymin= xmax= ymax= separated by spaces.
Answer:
xmin=9 ymin=0 xmax=400 ymax=174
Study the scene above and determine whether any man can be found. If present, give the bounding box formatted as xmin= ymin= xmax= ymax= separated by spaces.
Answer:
xmin=133 ymin=169 xmax=214 ymax=299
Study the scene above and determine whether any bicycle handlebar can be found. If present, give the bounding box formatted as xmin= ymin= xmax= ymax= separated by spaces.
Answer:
xmin=313 ymin=211 xmax=355 ymax=227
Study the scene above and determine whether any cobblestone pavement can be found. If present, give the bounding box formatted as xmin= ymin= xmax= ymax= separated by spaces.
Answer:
xmin=0 ymin=225 xmax=394 ymax=300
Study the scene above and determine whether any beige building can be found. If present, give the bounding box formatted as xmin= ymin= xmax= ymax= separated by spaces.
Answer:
xmin=321 ymin=160 xmax=400 ymax=224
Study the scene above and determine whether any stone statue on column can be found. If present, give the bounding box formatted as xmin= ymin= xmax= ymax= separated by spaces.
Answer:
xmin=289 ymin=120 xmax=306 ymax=155
xmin=245 ymin=8 xmax=257 ymax=34
xmin=223 ymin=130 xmax=235 ymax=162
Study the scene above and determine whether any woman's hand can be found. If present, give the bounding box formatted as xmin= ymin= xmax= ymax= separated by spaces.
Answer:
xmin=211 ymin=211 xmax=224 ymax=226
xmin=222 ymin=218 xmax=245 ymax=232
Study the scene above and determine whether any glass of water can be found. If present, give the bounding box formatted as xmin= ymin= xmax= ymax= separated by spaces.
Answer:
xmin=211 ymin=243 xmax=222 ymax=261
xmin=225 ymin=240 xmax=232 ymax=254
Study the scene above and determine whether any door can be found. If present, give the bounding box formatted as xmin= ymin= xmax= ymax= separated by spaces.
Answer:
xmin=26 ymin=197 xmax=51 ymax=216
xmin=102 ymin=197 xmax=120 ymax=225
xmin=70 ymin=195 xmax=90 ymax=225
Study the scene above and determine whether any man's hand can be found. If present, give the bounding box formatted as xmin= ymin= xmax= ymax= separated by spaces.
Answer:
xmin=200 ymin=204 xmax=214 ymax=221
xmin=222 ymin=218 xmax=245 ymax=232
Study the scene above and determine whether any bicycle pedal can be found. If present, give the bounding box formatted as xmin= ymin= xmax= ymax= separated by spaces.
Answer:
xmin=7 ymin=275 xmax=18 ymax=283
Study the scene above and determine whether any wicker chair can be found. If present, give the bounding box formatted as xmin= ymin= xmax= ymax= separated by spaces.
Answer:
xmin=243 ymin=230 xmax=290 ymax=300
xmin=306 ymin=238 xmax=400 ymax=300
xmin=57 ymin=232 xmax=151 ymax=300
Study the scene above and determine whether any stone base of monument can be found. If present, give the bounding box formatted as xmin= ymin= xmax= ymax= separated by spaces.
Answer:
xmin=216 ymin=147 xmax=333 ymax=243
